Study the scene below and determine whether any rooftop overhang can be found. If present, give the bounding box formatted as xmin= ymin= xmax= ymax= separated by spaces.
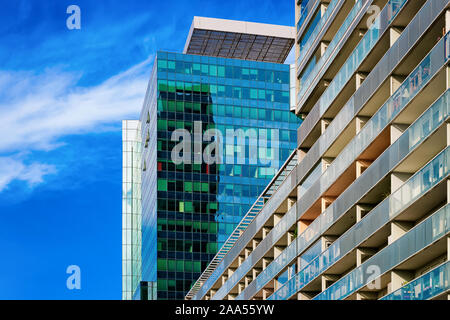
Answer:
xmin=183 ymin=17 xmax=296 ymax=63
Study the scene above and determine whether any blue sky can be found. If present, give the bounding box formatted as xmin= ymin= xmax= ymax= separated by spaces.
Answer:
xmin=0 ymin=0 xmax=293 ymax=299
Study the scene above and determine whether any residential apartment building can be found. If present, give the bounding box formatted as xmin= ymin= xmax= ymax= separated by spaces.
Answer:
xmin=122 ymin=17 xmax=300 ymax=300
xmin=187 ymin=0 xmax=450 ymax=300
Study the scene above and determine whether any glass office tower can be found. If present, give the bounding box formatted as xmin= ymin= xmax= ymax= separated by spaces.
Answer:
xmin=137 ymin=51 xmax=300 ymax=300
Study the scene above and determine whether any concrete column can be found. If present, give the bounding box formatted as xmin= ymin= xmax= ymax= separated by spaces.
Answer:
xmin=445 ymin=10 xmax=450 ymax=34
xmin=321 ymin=196 xmax=336 ymax=213
xmin=447 ymin=179 xmax=450 ymax=204
xmin=389 ymin=27 xmax=402 ymax=47
xmin=297 ymin=256 xmax=302 ymax=272
xmin=274 ymin=278 xmax=280 ymax=291
xmin=446 ymin=64 xmax=450 ymax=93
xmin=390 ymin=75 xmax=405 ymax=95
xmin=273 ymin=213 xmax=283 ymax=227
xmin=447 ymin=236 xmax=450 ymax=261
xmin=227 ymin=294 xmax=237 ymax=300
xmin=321 ymin=236 xmax=337 ymax=251
xmin=289 ymin=263 xmax=297 ymax=278
xmin=320 ymin=41 xmax=329 ymax=57
xmin=262 ymin=257 xmax=273 ymax=270
xmin=321 ymin=274 xmax=340 ymax=291
xmin=389 ymin=270 xmax=414 ymax=293
xmin=297 ymin=292 xmax=311 ymax=300
xmin=287 ymin=197 xmax=296 ymax=211
xmin=297 ymin=148 xmax=307 ymax=164
xmin=391 ymin=172 xmax=413 ymax=193
xmin=262 ymin=288 xmax=273 ymax=300
xmin=320 ymin=118 xmax=332 ymax=134
xmin=298 ymin=219 xmax=313 ymax=233
xmin=447 ymin=123 xmax=450 ymax=146
xmin=356 ymin=72 xmax=367 ymax=90
xmin=274 ymin=246 xmax=286 ymax=259
xmin=356 ymin=204 xmax=373 ymax=222
xmin=221 ymin=275 xmax=228 ymax=286
xmin=356 ymin=116 xmax=370 ymax=134
xmin=319 ymin=3 xmax=328 ymax=16
xmin=321 ymin=157 xmax=333 ymax=172
xmin=252 ymin=239 xmax=260 ymax=250
xmin=356 ymin=248 xmax=377 ymax=266
xmin=227 ymin=268 xmax=235 ymax=278
xmin=245 ymin=276 xmax=252 ymax=287
xmin=238 ymin=255 xmax=245 ymax=267
xmin=252 ymin=268 xmax=261 ymax=280
xmin=356 ymin=292 xmax=378 ymax=300
xmin=287 ymin=231 xmax=296 ymax=245
xmin=390 ymin=123 xmax=408 ymax=144
xmin=356 ymin=159 xmax=373 ymax=177
xmin=238 ymin=283 xmax=244 ymax=295
xmin=245 ymin=248 xmax=252 ymax=259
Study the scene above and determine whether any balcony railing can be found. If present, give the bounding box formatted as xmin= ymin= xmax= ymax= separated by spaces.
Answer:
xmin=270 ymin=130 xmax=450 ymax=299
xmin=297 ymin=0 xmax=342 ymax=68
xmin=297 ymin=0 xmax=316 ymax=33
xmin=295 ymin=36 xmax=437 ymax=222
xmin=381 ymin=261 xmax=450 ymax=300
xmin=297 ymin=0 xmax=408 ymax=111
xmin=314 ymin=202 xmax=450 ymax=300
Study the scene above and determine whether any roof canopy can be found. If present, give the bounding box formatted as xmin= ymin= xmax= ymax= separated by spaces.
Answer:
xmin=183 ymin=17 xmax=295 ymax=63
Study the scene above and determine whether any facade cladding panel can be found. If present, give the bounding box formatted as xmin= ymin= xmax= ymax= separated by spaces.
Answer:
xmin=187 ymin=0 xmax=450 ymax=301
xmin=122 ymin=120 xmax=142 ymax=300
xmin=137 ymin=51 xmax=301 ymax=300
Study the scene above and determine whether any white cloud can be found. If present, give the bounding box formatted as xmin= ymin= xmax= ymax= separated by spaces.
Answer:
xmin=0 ymin=57 xmax=152 ymax=152
xmin=0 ymin=57 xmax=153 ymax=191
xmin=0 ymin=156 xmax=56 ymax=192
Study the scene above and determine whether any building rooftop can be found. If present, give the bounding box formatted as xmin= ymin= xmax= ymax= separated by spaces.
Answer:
xmin=183 ymin=16 xmax=295 ymax=63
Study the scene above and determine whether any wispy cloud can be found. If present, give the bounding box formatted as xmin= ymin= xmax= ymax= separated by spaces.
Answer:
xmin=0 ymin=57 xmax=152 ymax=191
xmin=0 ymin=156 xmax=56 ymax=192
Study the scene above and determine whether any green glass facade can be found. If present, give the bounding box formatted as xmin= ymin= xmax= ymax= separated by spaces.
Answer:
xmin=138 ymin=51 xmax=300 ymax=300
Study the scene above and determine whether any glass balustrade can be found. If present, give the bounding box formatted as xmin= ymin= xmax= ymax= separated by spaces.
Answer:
xmin=298 ymin=161 xmax=322 ymax=198
xmin=381 ymin=261 xmax=450 ymax=300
